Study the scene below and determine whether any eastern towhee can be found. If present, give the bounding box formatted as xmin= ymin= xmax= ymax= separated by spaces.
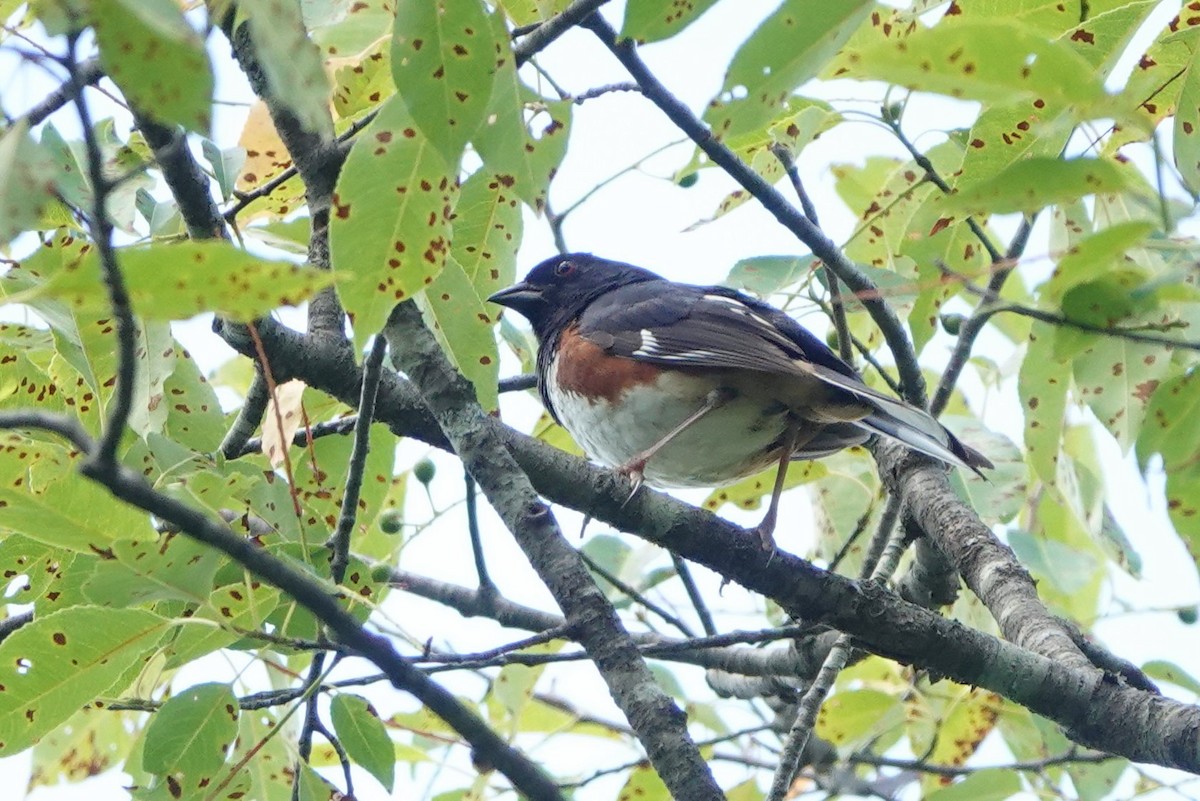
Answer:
xmin=489 ymin=253 xmax=992 ymax=550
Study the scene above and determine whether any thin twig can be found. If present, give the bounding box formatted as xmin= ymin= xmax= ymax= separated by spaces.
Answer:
xmin=579 ymin=550 xmax=695 ymax=637
xmin=851 ymin=748 xmax=1118 ymax=778
xmin=292 ymin=653 xmax=332 ymax=801
xmin=572 ymin=82 xmax=643 ymax=103
xmin=929 ymin=216 xmax=1035 ymax=416
xmin=220 ymin=370 xmax=271 ymax=458
xmin=20 ymin=56 xmax=102 ymax=126
xmin=513 ymin=0 xmax=612 ymax=66
xmin=228 ymin=373 xmax=538 ymax=460
xmin=464 ymin=470 xmax=498 ymax=604
xmin=671 ymin=554 xmax=717 ymax=636
xmin=329 ymin=336 xmax=388 ymax=584
xmin=772 ymin=145 xmax=853 ymax=364
xmin=66 ymin=37 xmax=135 ymax=468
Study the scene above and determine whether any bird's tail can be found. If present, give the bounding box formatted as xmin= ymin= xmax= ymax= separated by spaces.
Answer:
xmin=855 ymin=398 xmax=992 ymax=478
xmin=796 ymin=360 xmax=993 ymax=476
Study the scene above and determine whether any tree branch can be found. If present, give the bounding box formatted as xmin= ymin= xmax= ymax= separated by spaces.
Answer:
xmin=384 ymin=302 xmax=725 ymax=800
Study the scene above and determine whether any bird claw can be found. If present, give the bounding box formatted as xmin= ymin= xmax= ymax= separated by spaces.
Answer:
xmin=614 ymin=460 xmax=646 ymax=506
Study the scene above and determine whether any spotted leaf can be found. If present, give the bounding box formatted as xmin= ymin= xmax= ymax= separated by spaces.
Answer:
xmin=421 ymin=256 xmax=500 ymax=411
xmin=0 ymin=607 xmax=166 ymax=756
xmin=330 ymin=96 xmax=457 ymax=347
xmin=92 ymin=0 xmax=213 ymax=132
xmin=392 ymin=0 xmax=497 ymax=165
xmin=621 ymin=0 xmax=721 ymax=43
xmin=16 ymin=241 xmax=332 ymax=322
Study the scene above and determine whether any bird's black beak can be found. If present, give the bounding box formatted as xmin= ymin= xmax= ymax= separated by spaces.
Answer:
xmin=487 ymin=282 xmax=543 ymax=316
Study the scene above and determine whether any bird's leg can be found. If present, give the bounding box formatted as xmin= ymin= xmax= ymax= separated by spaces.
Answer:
xmin=752 ymin=421 xmax=816 ymax=553
xmin=616 ymin=387 xmax=734 ymax=502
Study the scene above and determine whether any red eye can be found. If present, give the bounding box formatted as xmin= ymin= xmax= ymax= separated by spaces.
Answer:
xmin=554 ymin=260 xmax=575 ymax=277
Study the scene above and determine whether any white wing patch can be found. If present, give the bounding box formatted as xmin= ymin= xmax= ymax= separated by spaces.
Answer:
xmin=702 ymin=293 xmax=778 ymax=333
xmin=633 ymin=329 xmax=720 ymax=362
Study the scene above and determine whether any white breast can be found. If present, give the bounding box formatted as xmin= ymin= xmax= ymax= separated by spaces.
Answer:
xmin=545 ymin=355 xmax=791 ymax=487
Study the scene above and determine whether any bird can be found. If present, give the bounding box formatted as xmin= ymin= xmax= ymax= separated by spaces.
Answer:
xmin=488 ymin=253 xmax=992 ymax=551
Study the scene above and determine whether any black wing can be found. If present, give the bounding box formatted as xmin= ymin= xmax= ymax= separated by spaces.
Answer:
xmin=576 ymin=281 xmax=992 ymax=474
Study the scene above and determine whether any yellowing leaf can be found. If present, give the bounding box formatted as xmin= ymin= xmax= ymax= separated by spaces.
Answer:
xmin=235 ymin=101 xmax=306 ymax=222
xmin=0 ymin=120 xmax=56 ymax=245
xmin=261 ymin=379 xmax=307 ymax=468
xmin=17 ymin=241 xmax=332 ymax=322
xmin=854 ymin=18 xmax=1105 ymax=107
xmin=621 ymin=0 xmax=721 ymax=43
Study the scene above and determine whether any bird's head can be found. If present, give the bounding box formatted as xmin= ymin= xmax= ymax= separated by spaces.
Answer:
xmin=488 ymin=253 xmax=660 ymax=340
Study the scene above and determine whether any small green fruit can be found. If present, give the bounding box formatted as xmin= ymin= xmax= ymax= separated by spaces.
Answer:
xmin=677 ymin=173 xmax=698 ymax=188
xmin=378 ymin=509 xmax=403 ymax=535
xmin=369 ymin=562 xmax=394 ymax=583
xmin=1178 ymin=607 xmax=1198 ymax=625
xmin=414 ymin=458 xmax=436 ymax=485
xmin=940 ymin=313 xmax=966 ymax=335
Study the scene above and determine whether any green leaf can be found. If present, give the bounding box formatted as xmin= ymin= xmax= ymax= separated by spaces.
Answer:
xmin=240 ymin=0 xmax=334 ymax=137
xmin=329 ymin=96 xmax=457 ymax=347
xmin=200 ymin=138 xmax=245 ymax=202
xmin=950 ymin=157 xmax=1131 ymax=215
xmin=495 ymin=0 xmax=567 ymax=26
xmin=451 ymin=169 xmax=524 ymax=301
xmin=620 ymin=0 xmax=721 ymax=44
xmin=474 ymin=10 xmax=571 ymax=209
xmin=0 ymin=120 xmax=56 ymax=245
xmin=1007 ymin=529 xmax=1100 ymax=597
xmin=142 ymin=683 xmax=239 ymax=777
xmin=1142 ymin=659 xmax=1200 ymax=695
xmin=392 ymin=0 xmax=497 ymax=165
xmin=0 ymin=436 xmax=152 ymax=553
xmin=15 ymin=241 xmax=332 ymax=322
xmin=945 ymin=418 xmax=1025 ymax=524
xmin=723 ymin=255 xmax=812 ymax=296
xmin=1070 ymin=334 xmax=1170 ymax=450
xmin=1042 ymin=221 xmax=1156 ymax=302
xmin=1175 ymin=50 xmax=1200 ymax=195
xmin=1164 ymin=467 xmax=1200 ymax=560
xmin=854 ymin=18 xmax=1105 ymax=107
xmin=421 ymin=256 xmax=500 ymax=411
xmin=162 ymin=348 xmax=228 ymax=452
xmin=0 ymin=607 xmax=166 ymax=755
xmin=1070 ymin=755 xmax=1128 ymax=801
xmin=330 ymin=693 xmax=395 ymax=792
xmin=82 ymin=533 xmax=222 ymax=606
xmin=1105 ymin=13 xmax=1200 ymax=154
xmin=91 ymin=0 xmax=213 ymax=132
xmin=926 ymin=769 xmax=1021 ymax=801
xmin=703 ymin=461 xmax=824 ymax=513
xmin=704 ymin=0 xmax=874 ymax=140
xmin=1138 ymin=370 xmax=1200 ymax=472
